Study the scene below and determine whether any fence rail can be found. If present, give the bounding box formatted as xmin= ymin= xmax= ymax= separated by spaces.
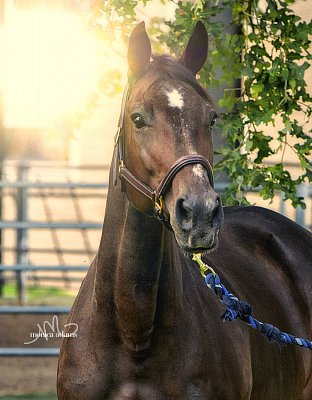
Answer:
xmin=0 ymin=265 xmax=88 ymax=271
xmin=0 ymin=348 xmax=60 ymax=356
xmin=0 ymin=221 xmax=102 ymax=229
xmin=0 ymin=182 xmax=108 ymax=189
xmin=0 ymin=305 xmax=70 ymax=313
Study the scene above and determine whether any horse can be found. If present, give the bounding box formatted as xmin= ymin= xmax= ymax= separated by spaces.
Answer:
xmin=57 ymin=21 xmax=312 ymax=399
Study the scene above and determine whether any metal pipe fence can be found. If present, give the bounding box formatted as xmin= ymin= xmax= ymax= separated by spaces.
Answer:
xmin=0 ymin=348 xmax=60 ymax=357
xmin=0 ymin=161 xmax=109 ymax=304
xmin=0 ymin=161 xmax=109 ymax=357
xmin=0 ymin=265 xmax=89 ymax=271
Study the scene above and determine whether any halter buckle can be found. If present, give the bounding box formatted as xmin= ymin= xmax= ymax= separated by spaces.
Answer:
xmin=153 ymin=194 xmax=163 ymax=217
xmin=118 ymin=159 xmax=124 ymax=174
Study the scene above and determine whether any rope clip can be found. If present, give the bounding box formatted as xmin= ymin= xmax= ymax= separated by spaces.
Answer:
xmin=192 ymin=253 xmax=216 ymax=279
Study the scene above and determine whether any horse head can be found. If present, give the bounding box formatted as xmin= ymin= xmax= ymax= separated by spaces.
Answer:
xmin=116 ymin=21 xmax=224 ymax=254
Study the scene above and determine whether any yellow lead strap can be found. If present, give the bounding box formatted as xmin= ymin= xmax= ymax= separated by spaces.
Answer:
xmin=192 ymin=253 xmax=217 ymax=279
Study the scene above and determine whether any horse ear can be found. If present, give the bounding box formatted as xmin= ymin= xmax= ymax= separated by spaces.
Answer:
xmin=127 ymin=22 xmax=151 ymax=78
xmin=179 ymin=21 xmax=208 ymax=76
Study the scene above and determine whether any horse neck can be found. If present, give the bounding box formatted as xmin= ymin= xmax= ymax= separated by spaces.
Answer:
xmin=96 ymin=178 xmax=180 ymax=354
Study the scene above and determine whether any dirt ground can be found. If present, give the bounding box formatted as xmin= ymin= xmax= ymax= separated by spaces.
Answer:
xmin=0 ymin=313 xmax=68 ymax=396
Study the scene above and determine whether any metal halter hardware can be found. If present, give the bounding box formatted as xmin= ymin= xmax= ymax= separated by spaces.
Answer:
xmin=113 ymin=85 xmax=214 ymax=226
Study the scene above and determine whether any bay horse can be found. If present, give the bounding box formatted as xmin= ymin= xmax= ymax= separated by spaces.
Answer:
xmin=57 ymin=22 xmax=312 ymax=399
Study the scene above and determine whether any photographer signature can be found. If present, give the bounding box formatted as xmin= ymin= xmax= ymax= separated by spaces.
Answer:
xmin=24 ymin=315 xmax=78 ymax=345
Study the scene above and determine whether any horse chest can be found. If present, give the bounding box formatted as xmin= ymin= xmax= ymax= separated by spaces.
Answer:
xmin=101 ymin=322 xmax=248 ymax=399
xmin=110 ymin=382 xmax=207 ymax=400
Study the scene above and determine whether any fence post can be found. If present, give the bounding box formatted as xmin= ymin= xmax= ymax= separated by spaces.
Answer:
xmin=0 ymin=165 xmax=4 ymax=298
xmin=279 ymin=192 xmax=286 ymax=216
xmin=0 ymin=0 xmax=5 ymax=298
xmin=296 ymin=183 xmax=309 ymax=230
xmin=16 ymin=164 xmax=29 ymax=305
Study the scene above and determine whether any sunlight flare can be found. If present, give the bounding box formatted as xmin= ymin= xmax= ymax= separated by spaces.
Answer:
xmin=0 ymin=5 xmax=102 ymax=128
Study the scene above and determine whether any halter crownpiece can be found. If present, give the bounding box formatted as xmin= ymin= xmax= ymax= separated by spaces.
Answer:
xmin=113 ymin=85 xmax=215 ymax=226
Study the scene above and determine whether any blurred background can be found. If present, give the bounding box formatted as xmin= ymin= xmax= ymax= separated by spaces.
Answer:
xmin=0 ymin=0 xmax=310 ymax=398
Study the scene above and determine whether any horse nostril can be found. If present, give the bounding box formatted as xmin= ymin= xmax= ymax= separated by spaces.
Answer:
xmin=211 ymin=195 xmax=224 ymax=229
xmin=175 ymin=197 xmax=193 ymax=231
xmin=175 ymin=195 xmax=224 ymax=232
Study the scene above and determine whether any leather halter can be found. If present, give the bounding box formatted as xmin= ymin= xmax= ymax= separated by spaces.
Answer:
xmin=113 ymin=84 xmax=214 ymax=226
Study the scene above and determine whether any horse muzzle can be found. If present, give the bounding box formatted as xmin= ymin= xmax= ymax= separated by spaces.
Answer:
xmin=171 ymin=189 xmax=224 ymax=254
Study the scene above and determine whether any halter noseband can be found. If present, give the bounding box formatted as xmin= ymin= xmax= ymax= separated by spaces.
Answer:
xmin=113 ymin=84 xmax=214 ymax=226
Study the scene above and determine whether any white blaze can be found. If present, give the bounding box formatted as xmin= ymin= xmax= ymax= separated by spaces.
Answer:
xmin=166 ymin=89 xmax=184 ymax=109
xmin=205 ymin=198 xmax=215 ymax=209
xmin=193 ymin=164 xmax=205 ymax=180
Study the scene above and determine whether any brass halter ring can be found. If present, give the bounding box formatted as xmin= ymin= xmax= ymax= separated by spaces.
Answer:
xmin=153 ymin=194 xmax=164 ymax=217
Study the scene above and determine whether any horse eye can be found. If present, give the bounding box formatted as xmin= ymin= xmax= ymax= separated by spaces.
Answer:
xmin=210 ymin=113 xmax=217 ymax=127
xmin=131 ymin=113 xmax=146 ymax=129
xmin=205 ymin=111 xmax=218 ymax=129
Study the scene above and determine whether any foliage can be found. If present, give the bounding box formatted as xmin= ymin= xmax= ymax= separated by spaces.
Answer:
xmin=93 ymin=0 xmax=312 ymax=208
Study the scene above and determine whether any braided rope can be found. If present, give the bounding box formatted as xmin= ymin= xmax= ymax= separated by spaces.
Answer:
xmin=192 ymin=254 xmax=312 ymax=350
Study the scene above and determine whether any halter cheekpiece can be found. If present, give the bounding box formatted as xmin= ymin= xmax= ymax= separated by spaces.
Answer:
xmin=113 ymin=84 xmax=214 ymax=227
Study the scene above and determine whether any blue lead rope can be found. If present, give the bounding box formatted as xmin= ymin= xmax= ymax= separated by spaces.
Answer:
xmin=192 ymin=254 xmax=312 ymax=350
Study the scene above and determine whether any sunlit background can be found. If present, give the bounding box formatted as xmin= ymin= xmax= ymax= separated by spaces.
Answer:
xmin=1 ymin=7 xmax=99 ymax=128
xmin=2 ymin=4 xmax=88 ymax=129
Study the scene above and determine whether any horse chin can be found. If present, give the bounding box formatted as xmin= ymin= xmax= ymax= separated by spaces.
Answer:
xmin=173 ymin=227 xmax=220 ymax=257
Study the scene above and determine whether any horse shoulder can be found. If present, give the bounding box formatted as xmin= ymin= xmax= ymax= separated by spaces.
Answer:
xmin=205 ymin=206 xmax=312 ymax=398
